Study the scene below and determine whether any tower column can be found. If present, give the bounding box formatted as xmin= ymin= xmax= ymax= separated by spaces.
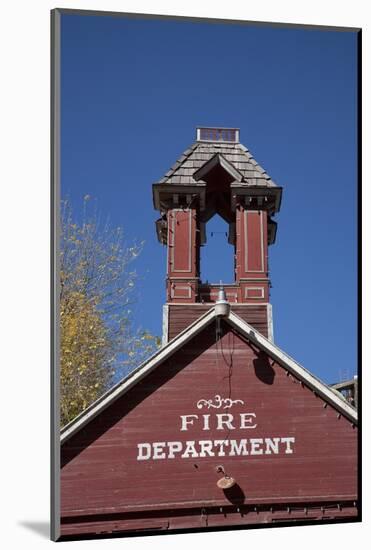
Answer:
xmin=166 ymin=208 xmax=199 ymax=303
xmin=235 ymin=206 xmax=269 ymax=303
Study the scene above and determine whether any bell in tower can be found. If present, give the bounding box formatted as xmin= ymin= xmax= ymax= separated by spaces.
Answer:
xmin=152 ymin=127 xmax=282 ymax=344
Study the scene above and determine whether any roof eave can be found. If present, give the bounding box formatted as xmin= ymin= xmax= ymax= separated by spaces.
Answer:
xmin=61 ymin=306 xmax=357 ymax=444
xmin=61 ymin=307 xmax=216 ymax=443
xmin=228 ymin=311 xmax=358 ymax=424
xmin=152 ymin=182 xmax=207 ymax=211
xmin=230 ymin=185 xmax=283 ymax=214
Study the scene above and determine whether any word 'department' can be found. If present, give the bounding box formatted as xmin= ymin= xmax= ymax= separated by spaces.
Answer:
xmin=136 ymin=395 xmax=296 ymax=461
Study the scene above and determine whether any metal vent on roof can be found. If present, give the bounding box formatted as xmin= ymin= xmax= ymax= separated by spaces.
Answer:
xmin=196 ymin=127 xmax=239 ymax=143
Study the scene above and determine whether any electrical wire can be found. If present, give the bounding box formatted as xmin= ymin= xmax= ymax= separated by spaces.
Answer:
xmin=214 ymin=317 xmax=236 ymax=447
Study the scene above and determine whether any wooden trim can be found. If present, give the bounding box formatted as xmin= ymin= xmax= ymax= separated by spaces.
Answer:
xmin=244 ymin=287 xmax=265 ymax=299
xmin=332 ymin=379 xmax=357 ymax=390
xmin=162 ymin=304 xmax=169 ymax=346
xmin=219 ymin=154 xmax=243 ymax=181
xmin=61 ymin=305 xmax=357 ymax=443
xmin=228 ymin=311 xmax=357 ymax=424
xmin=193 ymin=153 xmax=244 ymax=183
xmin=267 ymin=303 xmax=274 ymax=342
xmin=170 ymin=209 xmax=192 ymax=273
xmin=239 ymin=277 xmax=270 ymax=282
xmin=168 ymin=277 xmax=199 ymax=280
xmin=61 ymin=308 xmax=216 ymax=443
xmin=244 ymin=210 xmax=265 ymax=273
xmin=230 ymin=186 xmax=283 ymax=216
xmin=61 ymin=495 xmax=356 ymax=518
xmin=171 ymin=285 xmax=192 ymax=299
xmin=152 ymin=183 xmax=206 ymax=212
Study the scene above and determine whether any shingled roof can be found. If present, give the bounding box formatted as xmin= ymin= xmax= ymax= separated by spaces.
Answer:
xmin=156 ymin=131 xmax=278 ymax=188
xmin=152 ymin=127 xmax=282 ymax=241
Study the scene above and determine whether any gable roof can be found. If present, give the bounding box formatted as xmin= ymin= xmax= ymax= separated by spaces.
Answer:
xmin=156 ymin=140 xmax=278 ymax=188
xmin=193 ymin=153 xmax=244 ymax=183
xmin=61 ymin=306 xmax=357 ymax=444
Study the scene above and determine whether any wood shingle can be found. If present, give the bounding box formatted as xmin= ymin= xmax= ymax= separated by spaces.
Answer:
xmin=156 ymin=131 xmax=278 ymax=188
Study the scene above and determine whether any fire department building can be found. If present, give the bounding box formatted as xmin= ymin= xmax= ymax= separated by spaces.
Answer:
xmin=60 ymin=127 xmax=358 ymax=538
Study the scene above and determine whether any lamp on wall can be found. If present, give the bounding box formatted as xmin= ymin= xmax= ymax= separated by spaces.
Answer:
xmin=216 ymin=465 xmax=236 ymax=489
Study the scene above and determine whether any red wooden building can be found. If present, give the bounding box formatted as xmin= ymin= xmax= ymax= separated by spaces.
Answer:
xmin=60 ymin=127 xmax=358 ymax=539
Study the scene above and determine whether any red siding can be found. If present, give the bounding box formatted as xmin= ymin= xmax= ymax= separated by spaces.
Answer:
xmin=246 ymin=210 xmax=265 ymax=272
xmin=167 ymin=208 xmax=198 ymax=303
xmin=234 ymin=208 xmax=270 ymax=303
xmin=236 ymin=208 xmax=268 ymax=281
xmin=167 ymin=304 xmax=269 ymax=340
xmin=61 ymin=322 xmax=357 ymax=536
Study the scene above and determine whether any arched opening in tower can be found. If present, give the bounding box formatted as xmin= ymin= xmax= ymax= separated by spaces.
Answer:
xmin=194 ymin=153 xmax=237 ymax=285
xmin=200 ymin=213 xmax=235 ymax=284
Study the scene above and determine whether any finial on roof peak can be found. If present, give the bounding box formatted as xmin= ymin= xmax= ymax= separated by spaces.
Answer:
xmin=196 ymin=127 xmax=240 ymax=143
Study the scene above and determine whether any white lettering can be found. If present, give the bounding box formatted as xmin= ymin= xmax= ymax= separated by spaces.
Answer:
xmin=152 ymin=442 xmax=166 ymax=460
xmin=167 ymin=441 xmax=182 ymax=458
xmin=137 ymin=443 xmax=151 ymax=461
xmin=240 ymin=412 xmax=257 ymax=429
xmin=136 ymin=406 xmax=298 ymax=461
xmin=216 ymin=413 xmax=235 ymax=430
xmin=281 ymin=437 xmax=295 ymax=454
xmin=264 ymin=438 xmax=280 ymax=454
xmin=214 ymin=440 xmax=230 ymax=456
xmin=229 ymin=439 xmax=249 ymax=456
xmin=199 ymin=440 xmax=215 ymax=457
xmin=250 ymin=438 xmax=264 ymax=455
xmin=136 ymin=435 xmax=297 ymax=461
xmin=180 ymin=415 xmax=198 ymax=431
xmin=181 ymin=441 xmax=199 ymax=458
xmin=202 ymin=414 xmax=210 ymax=431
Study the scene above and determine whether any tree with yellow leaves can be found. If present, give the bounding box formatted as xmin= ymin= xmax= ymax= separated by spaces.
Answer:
xmin=60 ymin=197 xmax=160 ymax=426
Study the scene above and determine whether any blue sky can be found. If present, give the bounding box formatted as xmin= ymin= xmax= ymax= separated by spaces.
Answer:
xmin=61 ymin=13 xmax=358 ymax=384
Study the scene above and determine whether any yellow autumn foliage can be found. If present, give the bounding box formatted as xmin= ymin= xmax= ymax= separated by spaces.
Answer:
xmin=60 ymin=198 xmax=160 ymax=427
xmin=60 ymin=291 xmax=112 ymax=424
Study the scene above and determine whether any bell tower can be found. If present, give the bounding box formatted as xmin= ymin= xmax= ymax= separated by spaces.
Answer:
xmin=153 ymin=127 xmax=282 ymax=343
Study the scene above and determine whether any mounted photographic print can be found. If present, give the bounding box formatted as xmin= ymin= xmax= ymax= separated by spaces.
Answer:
xmin=51 ymin=9 xmax=360 ymax=541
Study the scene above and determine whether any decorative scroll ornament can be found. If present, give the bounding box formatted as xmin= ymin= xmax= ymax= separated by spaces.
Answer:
xmin=196 ymin=394 xmax=244 ymax=410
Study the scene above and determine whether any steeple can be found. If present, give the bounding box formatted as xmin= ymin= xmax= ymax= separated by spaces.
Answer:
xmin=152 ymin=127 xmax=282 ymax=342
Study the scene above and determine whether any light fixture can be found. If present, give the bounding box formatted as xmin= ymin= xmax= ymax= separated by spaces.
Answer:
xmin=216 ymin=465 xmax=236 ymax=489
xmin=215 ymin=286 xmax=230 ymax=317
